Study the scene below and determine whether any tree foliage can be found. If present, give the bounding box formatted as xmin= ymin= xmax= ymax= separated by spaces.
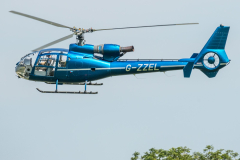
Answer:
xmin=131 ymin=145 xmax=239 ymax=160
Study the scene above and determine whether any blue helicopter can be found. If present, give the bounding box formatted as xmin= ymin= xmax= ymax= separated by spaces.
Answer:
xmin=12 ymin=11 xmax=230 ymax=94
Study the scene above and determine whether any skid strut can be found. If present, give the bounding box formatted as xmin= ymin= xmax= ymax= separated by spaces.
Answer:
xmin=37 ymin=80 xmax=98 ymax=94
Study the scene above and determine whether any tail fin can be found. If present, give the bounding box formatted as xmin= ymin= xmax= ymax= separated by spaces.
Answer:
xmin=202 ymin=25 xmax=230 ymax=50
xmin=179 ymin=25 xmax=230 ymax=78
xmin=195 ymin=24 xmax=230 ymax=64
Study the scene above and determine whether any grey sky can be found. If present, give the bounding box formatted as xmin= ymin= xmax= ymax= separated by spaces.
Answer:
xmin=1 ymin=0 xmax=240 ymax=160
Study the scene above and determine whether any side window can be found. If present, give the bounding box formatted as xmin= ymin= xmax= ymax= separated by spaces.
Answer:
xmin=58 ymin=55 xmax=67 ymax=68
xmin=35 ymin=54 xmax=57 ymax=77
xmin=36 ymin=55 xmax=48 ymax=66
xmin=47 ymin=55 xmax=57 ymax=67
xmin=36 ymin=55 xmax=57 ymax=66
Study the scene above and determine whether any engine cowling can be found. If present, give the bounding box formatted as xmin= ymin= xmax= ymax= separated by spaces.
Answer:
xmin=94 ymin=44 xmax=134 ymax=61
xmin=69 ymin=43 xmax=134 ymax=61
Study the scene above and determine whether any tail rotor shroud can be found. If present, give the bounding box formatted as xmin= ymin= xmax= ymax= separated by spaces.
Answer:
xmin=203 ymin=52 xmax=220 ymax=69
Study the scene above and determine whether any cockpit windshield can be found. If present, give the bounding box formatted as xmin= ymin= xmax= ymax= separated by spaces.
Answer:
xmin=16 ymin=49 xmax=69 ymax=79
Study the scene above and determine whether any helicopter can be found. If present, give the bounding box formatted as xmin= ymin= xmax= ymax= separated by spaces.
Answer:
xmin=12 ymin=11 xmax=231 ymax=94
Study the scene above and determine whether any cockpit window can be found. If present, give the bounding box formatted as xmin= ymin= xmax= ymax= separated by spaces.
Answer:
xmin=36 ymin=55 xmax=57 ymax=66
xmin=58 ymin=55 xmax=67 ymax=68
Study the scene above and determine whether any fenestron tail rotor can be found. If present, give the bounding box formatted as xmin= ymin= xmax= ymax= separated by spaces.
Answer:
xmin=10 ymin=10 xmax=199 ymax=50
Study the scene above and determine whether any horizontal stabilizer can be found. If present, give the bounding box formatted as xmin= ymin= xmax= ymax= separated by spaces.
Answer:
xmin=190 ymin=53 xmax=199 ymax=58
xmin=181 ymin=54 xmax=200 ymax=78
xmin=183 ymin=62 xmax=194 ymax=78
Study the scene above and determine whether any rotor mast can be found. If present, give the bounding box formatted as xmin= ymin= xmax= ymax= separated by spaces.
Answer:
xmin=77 ymin=33 xmax=85 ymax=46
xmin=70 ymin=27 xmax=95 ymax=46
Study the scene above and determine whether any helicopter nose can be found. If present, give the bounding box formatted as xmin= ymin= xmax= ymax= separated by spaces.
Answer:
xmin=15 ymin=61 xmax=25 ymax=78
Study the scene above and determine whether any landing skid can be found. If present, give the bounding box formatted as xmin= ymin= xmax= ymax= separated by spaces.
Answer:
xmin=36 ymin=88 xmax=98 ymax=94
xmin=74 ymin=82 xmax=103 ymax=85
xmin=38 ymin=80 xmax=99 ymax=94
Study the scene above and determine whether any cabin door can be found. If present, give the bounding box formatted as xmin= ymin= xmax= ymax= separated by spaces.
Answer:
xmin=55 ymin=54 xmax=69 ymax=80
xmin=34 ymin=54 xmax=57 ymax=78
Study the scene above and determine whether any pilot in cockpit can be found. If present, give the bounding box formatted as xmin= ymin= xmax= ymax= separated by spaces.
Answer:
xmin=47 ymin=55 xmax=53 ymax=66
xmin=39 ymin=55 xmax=55 ymax=66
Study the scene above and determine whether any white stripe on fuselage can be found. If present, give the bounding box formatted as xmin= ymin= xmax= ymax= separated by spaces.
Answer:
xmin=160 ymin=65 xmax=185 ymax=68
xmin=57 ymin=67 xmax=124 ymax=71
xmin=57 ymin=63 xmax=226 ymax=71
xmin=57 ymin=68 xmax=90 ymax=71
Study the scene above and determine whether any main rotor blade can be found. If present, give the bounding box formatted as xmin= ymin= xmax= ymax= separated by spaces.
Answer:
xmin=93 ymin=23 xmax=198 ymax=31
xmin=32 ymin=33 xmax=74 ymax=52
xmin=10 ymin=11 xmax=72 ymax=29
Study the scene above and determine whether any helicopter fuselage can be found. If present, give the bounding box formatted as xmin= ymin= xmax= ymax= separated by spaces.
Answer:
xmin=15 ymin=48 xmax=191 ymax=83
xmin=15 ymin=46 xmax=228 ymax=84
